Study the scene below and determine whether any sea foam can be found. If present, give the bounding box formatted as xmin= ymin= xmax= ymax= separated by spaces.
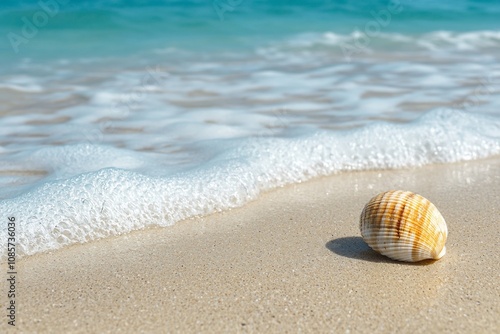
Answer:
xmin=1 ymin=110 xmax=499 ymax=258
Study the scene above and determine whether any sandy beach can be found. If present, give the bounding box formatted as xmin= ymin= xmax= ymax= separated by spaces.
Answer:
xmin=2 ymin=157 xmax=499 ymax=333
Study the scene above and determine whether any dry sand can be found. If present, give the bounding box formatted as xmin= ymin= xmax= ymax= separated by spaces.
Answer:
xmin=1 ymin=157 xmax=499 ymax=333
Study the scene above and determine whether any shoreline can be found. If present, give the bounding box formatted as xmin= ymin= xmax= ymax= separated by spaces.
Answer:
xmin=2 ymin=157 xmax=499 ymax=333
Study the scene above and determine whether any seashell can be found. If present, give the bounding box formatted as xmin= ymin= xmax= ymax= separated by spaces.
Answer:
xmin=359 ymin=190 xmax=448 ymax=262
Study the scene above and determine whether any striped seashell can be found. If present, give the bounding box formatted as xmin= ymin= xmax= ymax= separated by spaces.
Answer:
xmin=359 ymin=190 xmax=448 ymax=262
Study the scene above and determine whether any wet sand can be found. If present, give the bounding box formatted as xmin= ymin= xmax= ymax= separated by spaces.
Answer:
xmin=2 ymin=157 xmax=499 ymax=333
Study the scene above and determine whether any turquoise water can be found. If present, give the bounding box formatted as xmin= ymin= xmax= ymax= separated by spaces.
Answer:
xmin=1 ymin=0 xmax=499 ymax=257
xmin=2 ymin=0 xmax=500 ymax=62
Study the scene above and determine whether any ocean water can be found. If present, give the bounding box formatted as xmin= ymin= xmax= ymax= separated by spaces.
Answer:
xmin=1 ymin=0 xmax=499 ymax=258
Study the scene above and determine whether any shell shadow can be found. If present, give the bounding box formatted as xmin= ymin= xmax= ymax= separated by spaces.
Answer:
xmin=325 ymin=237 xmax=436 ymax=265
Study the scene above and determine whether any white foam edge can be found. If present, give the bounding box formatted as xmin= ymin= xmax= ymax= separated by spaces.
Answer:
xmin=0 ymin=109 xmax=499 ymax=259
